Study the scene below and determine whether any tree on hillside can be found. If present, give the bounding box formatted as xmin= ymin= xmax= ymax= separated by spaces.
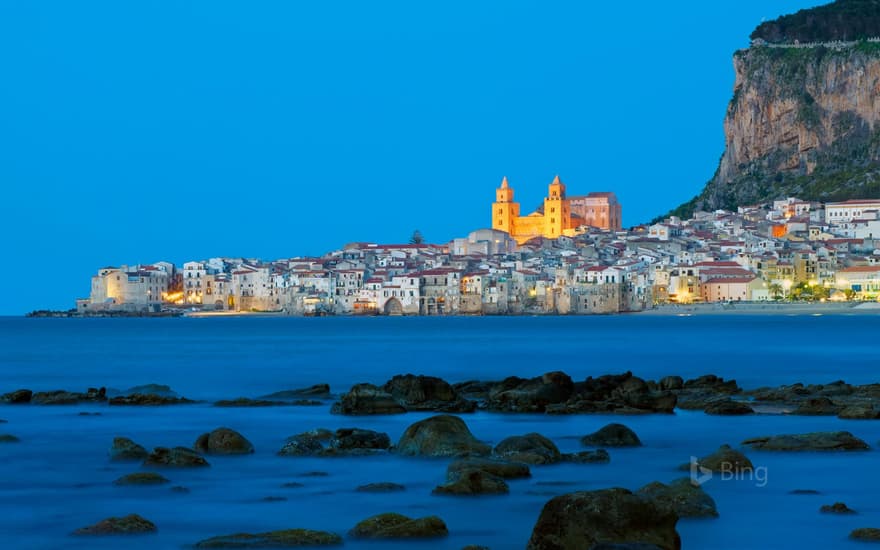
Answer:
xmin=409 ymin=230 xmax=424 ymax=244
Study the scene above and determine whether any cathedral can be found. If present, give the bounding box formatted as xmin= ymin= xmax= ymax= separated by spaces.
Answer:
xmin=491 ymin=175 xmax=621 ymax=244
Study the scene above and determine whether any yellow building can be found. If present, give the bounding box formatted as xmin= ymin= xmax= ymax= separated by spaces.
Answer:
xmin=492 ymin=175 xmax=620 ymax=244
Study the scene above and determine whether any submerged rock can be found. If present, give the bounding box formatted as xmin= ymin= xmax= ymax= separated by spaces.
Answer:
xmin=743 ymin=431 xmax=869 ymax=451
xmin=263 ymin=383 xmax=332 ymax=400
xmin=581 ymin=423 xmax=641 ymax=447
xmin=330 ymin=383 xmax=406 ymax=415
xmin=563 ymin=449 xmax=611 ymax=464
xmin=637 ymin=478 xmax=718 ymax=518
xmin=109 ymin=393 xmax=194 ymax=406
xmin=113 ymin=472 xmax=170 ymax=486
xmin=194 ymin=528 xmax=342 ymax=547
xmin=356 ymin=482 xmax=405 ymax=493
xmin=72 ymin=514 xmax=157 ymax=535
xmin=704 ymin=400 xmax=754 ymax=416
xmin=213 ymin=398 xmax=288 ymax=407
xmin=789 ymin=397 xmax=843 ymax=416
xmin=526 ymin=488 xmax=680 ymax=550
xmin=821 ymin=502 xmax=856 ymax=514
xmin=349 ymin=513 xmax=448 ymax=539
xmin=1 ymin=389 xmax=33 ymax=404
xmin=124 ymin=384 xmax=176 ymax=396
xmin=330 ymin=428 xmax=391 ymax=452
xmin=850 ymin=528 xmax=880 ymax=542
xmin=0 ymin=434 xmax=20 ymax=443
xmin=144 ymin=446 xmax=210 ymax=467
xmin=194 ymin=427 xmax=254 ymax=455
xmin=433 ymin=468 xmax=509 ymax=496
xmin=396 ymin=415 xmax=490 ymax=458
xmin=109 ymin=437 xmax=149 ymax=461
xmin=493 ymin=433 xmax=561 ymax=465
xmin=279 ymin=428 xmax=390 ymax=457
xmin=838 ymin=405 xmax=880 ymax=420
xmin=32 ymin=387 xmax=106 ymax=405
xmin=447 ymin=458 xmax=531 ymax=479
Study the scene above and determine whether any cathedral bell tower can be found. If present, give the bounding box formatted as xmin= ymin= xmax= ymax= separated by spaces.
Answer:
xmin=543 ymin=175 xmax=568 ymax=238
xmin=492 ymin=176 xmax=520 ymax=235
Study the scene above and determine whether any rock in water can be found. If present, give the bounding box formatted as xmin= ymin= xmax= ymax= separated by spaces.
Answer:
xmin=493 ymin=433 xmax=561 ymax=465
xmin=356 ymin=482 xmax=406 ymax=493
xmin=113 ymin=472 xmax=170 ymax=486
xmin=742 ymin=431 xmax=869 ymax=451
xmin=262 ymin=383 xmax=332 ymax=399
xmin=349 ymin=513 xmax=448 ymax=539
xmin=485 ymin=371 xmax=575 ymax=412
xmin=144 ymin=446 xmax=210 ymax=467
xmin=194 ymin=528 xmax=343 ymax=547
xmin=447 ymin=458 xmax=531 ymax=479
xmin=395 ymin=415 xmax=490 ymax=458
xmin=693 ymin=444 xmax=754 ymax=473
xmin=383 ymin=374 xmax=475 ymax=412
xmin=838 ymin=405 xmax=880 ymax=420
xmin=72 ymin=514 xmax=157 ymax=535
xmin=432 ymin=468 xmax=509 ymax=496
xmin=0 ymin=434 xmax=20 ymax=443
xmin=0 ymin=389 xmax=32 ymax=404
xmin=563 ymin=449 xmax=611 ymax=464
xmin=330 ymin=383 xmax=406 ymax=415
xmin=581 ymin=423 xmax=642 ymax=447
xmin=527 ymin=488 xmax=680 ymax=550
xmin=637 ymin=479 xmax=719 ymax=518
xmin=109 ymin=437 xmax=149 ymax=461
xmin=851 ymin=528 xmax=880 ymax=542
xmin=821 ymin=502 xmax=856 ymax=514
xmin=704 ymin=400 xmax=755 ymax=416
xmin=194 ymin=427 xmax=254 ymax=455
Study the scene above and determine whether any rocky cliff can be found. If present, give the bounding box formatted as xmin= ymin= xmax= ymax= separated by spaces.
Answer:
xmin=667 ymin=1 xmax=880 ymax=219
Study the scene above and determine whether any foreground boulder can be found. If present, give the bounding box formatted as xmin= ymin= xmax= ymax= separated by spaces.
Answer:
xmin=486 ymin=372 xmax=575 ymax=413
xmin=493 ymin=433 xmax=561 ymax=465
xmin=743 ymin=431 xmax=869 ymax=451
xmin=527 ymin=488 xmax=680 ymax=550
xmin=637 ymin=479 xmax=718 ymax=518
xmin=144 ymin=446 xmax=210 ymax=467
xmin=194 ymin=529 xmax=342 ymax=547
xmin=349 ymin=513 xmax=448 ymax=539
xmin=72 ymin=514 xmax=157 ymax=535
xmin=383 ymin=374 xmax=475 ymax=412
xmin=330 ymin=384 xmax=406 ymax=415
xmin=396 ymin=415 xmax=490 ymax=458
xmin=109 ymin=437 xmax=149 ymax=461
xmin=692 ymin=444 xmax=754 ymax=473
xmin=0 ymin=389 xmax=33 ymax=404
xmin=447 ymin=458 xmax=531 ymax=479
xmin=433 ymin=468 xmax=509 ymax=496
xmin=581 ymin=423 xmax=641 ymax=447
xmin=194 ymin=427 xmax=254 ymax=455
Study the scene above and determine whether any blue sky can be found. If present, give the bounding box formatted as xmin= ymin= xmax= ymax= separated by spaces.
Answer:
xmin=0 ymin=1 xmax=824 ymax=314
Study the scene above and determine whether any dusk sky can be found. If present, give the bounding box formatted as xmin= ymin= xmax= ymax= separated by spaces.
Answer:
xmin=1 ymin=1 xmax=824 ymax=314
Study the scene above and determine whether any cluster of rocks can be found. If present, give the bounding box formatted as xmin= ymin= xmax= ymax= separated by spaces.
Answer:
xmin=215 ymin=384 xmax=333 ymax=407
xmin=279 ymin=428 xmax=391 ymax=457
xmin=746 ymin=380 xmax=880 ymax=419
xmin=0 ymin=386 xmax=194 ymax=406
xmin=331 ymin=375 xmax=476 ymax=415
xmin=109 ymin=427 xmax=255 ymax=469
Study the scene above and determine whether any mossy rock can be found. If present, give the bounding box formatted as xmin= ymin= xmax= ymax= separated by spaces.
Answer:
xmin=350 ymin=512 xmax=448 ymax=539
xmin=113 ymin=472 xmax=170 ymax=486
xmin=72 ymin=514 xmax=157 ymax=535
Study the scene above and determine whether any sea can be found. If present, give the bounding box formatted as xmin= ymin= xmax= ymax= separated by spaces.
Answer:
xmin=1 ymin=314 xmax=880 ymax=549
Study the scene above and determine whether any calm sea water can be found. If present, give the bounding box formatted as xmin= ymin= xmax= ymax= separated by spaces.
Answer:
xmin=1 ymin=315 xmax=880 ymax=549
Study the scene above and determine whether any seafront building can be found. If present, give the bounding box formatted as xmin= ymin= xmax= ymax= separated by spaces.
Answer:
xmin=76 ymin=186 xmax=880 ymax=314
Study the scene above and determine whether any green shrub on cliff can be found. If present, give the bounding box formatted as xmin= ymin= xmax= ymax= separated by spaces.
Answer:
xmin=751 ymin=0 xmax=880 ymax=44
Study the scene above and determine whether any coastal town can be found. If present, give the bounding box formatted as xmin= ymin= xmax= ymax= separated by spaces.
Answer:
xmin=73 ymin=176 xmax=880 ymax=316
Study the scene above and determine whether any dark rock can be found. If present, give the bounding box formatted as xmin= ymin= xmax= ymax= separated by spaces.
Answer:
xmin=526 ymin=488 xmax=680 ymax=550
xmin=170 ymin=486 xmax=190 ymax=493
xmin=349 ymin=513 xmax=448 ymax=539
xmin=144 ymin=446 xmax=210 ymax=467
xmin=0 ymin=434 xmax=20 ymax=443
xmin=261 ymin=496 xmax=287 ymax=502
xmin=453 ymin=380 xmax=494 ymax=399
xmin=461 ymin=546 xmax=491 ymax=550
xmin=789 ymin=489 xmax=821 ymax=495
xmin=330 ymin=428 xmax=391 ymax=451
xmin=278 ymin=434 xmax=325 ymax=457
xmin=279 ymin=428 xmax=390 ymax=457
xmin=486 ymin=372 xmax=575 ymax=413
xmin=194 ymin=528 xmax=343 ymax=547
xmin=72 ymin=514 xmax=157 ymax=535
xmin=659 ymin=376 xmax=684 ymax=391
xmin=789 ymin=397 xmax=843 ymax=416
xmin=581 ymin=423 xmax=641 ymax=447
xmin=109 ymin=393 xmax=194 ymax=406
xmin=262 ymin=383 xmax=332 ymax=400
xmin=683 ymin=375 xmax=740 ymax=393
xmin=1 ymin=389 xmax=32 ymax=404
xmin=33 ymin=387 xmax=106 ymax=405
xmin=124 ymin=384 xmax=176 ymax=396
xmin=549 ymin=372 xmax=677 ymax=414
xmin=493 ymin=433 xmax=561 ymax=465
xmin=330 ymin=383 xmax=406 ymax=415
xmin=281 ymin=482 xmax=305 ymax=489
xmin=447 ymin=458 xmax=531 ymax=479
xmin=357 ymin=482 xmax=405 ymax=492
xmin=213 ymin=398 xmax=289 ymax=407
xmin=637 ymin=478 xmax=718 ymax=518
xmin=563 ymin=449 xmax=611 ymax=464
xmin=743 ymin=431 xmax=869 ymax=451
xmin=433 ymin=468 xmax=509 ymax=495
xmin=384 ymin=374 xmax=476 ymax=413
xmin=194 ymin=427 xmax=254 ymax=455
xmin=396 ymin=415 xmax=491 ymax=458
xmin=838 ymin=405 xmax=880 ymax=420
xmin=704 ymin=400 xmax=754 ymax=415
xmin=113 ymin=472 xmax=170 ymax=486
xmin=850 ymin=528 xmax=880 ymax=542
xmin=821 ymin=502 xmax=856 ymax=514
xmin=109 ymin=437 xmax=149 ymax=461
xmin=691 ymin=445 xmax=754 ymax=473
